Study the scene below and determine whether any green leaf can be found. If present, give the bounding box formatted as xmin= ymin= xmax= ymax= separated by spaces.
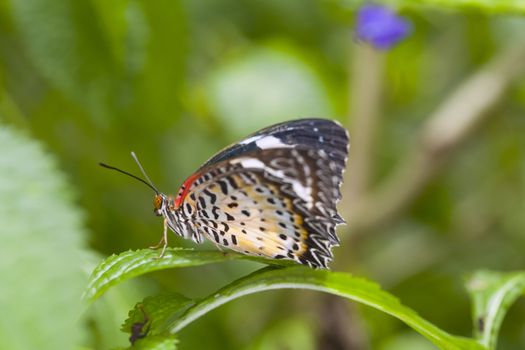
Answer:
xmin=85 ymin=271 xmax=152 ymax=349
xmin=88 ymin=250 xmax=494 ymax=349
xmin=133 ymin=1 xmax=187 ymax=126
xmin=8 ymin=0 xmax=117 ymax=124
xmin=7 ymin=0 xmax=187 ymax=127
xmin=122 ymin=293 xmax=194 ymax=337
xmin=246 ymin=316 xmax=316 ymax=350
xmin=84 ymin=248 xmax=293 ymax=302
xmin=165 ymin=267 xmax=485 ymax=350
xmin=0 ymin=126 xmax=88 ymax=350
xmin=113 ymin=335 xmax=178 ymax=350
xmin=466 ymin=270 xmax=525 ymax=350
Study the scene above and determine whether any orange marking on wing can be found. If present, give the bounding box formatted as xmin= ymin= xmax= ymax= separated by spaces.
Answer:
xmin=174 ymin=172 xmax=201 ymax=208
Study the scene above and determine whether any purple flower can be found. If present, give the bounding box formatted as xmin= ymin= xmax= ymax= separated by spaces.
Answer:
xmin=355 ymin=4 xmax=411 ymax=50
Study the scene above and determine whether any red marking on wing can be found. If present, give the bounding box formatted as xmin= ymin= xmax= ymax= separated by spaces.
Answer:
xmin=174 ymin=172 xmax=201 ymax=208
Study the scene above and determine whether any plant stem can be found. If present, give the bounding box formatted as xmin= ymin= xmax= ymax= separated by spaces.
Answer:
xmin=344 ymin=45 xmax=385 ymax=210
xmin=346 ymin=42 xmax=525 ymax=235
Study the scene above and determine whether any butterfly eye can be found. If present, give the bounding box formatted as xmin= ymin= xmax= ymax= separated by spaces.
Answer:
xmin=153 ymin=194 xmax=163 ymax=216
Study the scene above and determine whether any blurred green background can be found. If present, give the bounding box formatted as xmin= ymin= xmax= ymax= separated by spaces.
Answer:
xmin=1 ymin=0 xmax=525 ymax=349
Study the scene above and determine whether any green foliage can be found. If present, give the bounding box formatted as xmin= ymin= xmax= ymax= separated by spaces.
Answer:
xmin=84 ymin=248 xmax=293 ymax=302
xmin=122 ymin=293 xmax=194 ymax=337
xmin=466 ymin=271 xmax=525 ymax=350
xmin=87 ymin=250 xmax=525 ymax=350
xmin=84 ymin=263 xmax=153 ymax=349
xmin=167 ymin=266 xmax=484 ymax=350
xmin=113 ymin=335 xmax=178 ymax=350
xmin=0 ymin=126 xmax=88 ymax=350
xmin=245 ymin=317 xmax=316 ymax=350
xmin=9 ymin=0 xmax=116 ymax=122
xmin=7 ymin=0 xmax=187 ymax=126
xmin=2 ymin=0 xmax=525 ymax=349
xmin=87 ymin=249 xmax=525 ymax=350
xmin=134 ymin=336 xmax=178 ymax=350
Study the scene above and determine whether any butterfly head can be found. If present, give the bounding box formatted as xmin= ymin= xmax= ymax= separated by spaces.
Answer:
xmin=100 ymin=153 xmax=199 ymax=242
xmin=152 ymin=193 xmax=177 ymax=219
xmin=153 ymin=194 xmax=166 ymax=216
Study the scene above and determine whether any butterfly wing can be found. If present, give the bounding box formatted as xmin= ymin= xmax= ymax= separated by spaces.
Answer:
xmin=176 ymin=119 xmax=349 ymax=268
xmin=199 ymin=118 xmax=348 ymax=170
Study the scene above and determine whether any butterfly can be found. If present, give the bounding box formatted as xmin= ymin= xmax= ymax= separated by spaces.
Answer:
xmin=101 ymin=119 xmax=349 ymax=268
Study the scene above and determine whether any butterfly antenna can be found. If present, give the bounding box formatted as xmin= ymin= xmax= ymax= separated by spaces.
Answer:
xmin=99 ymin=156 xmax=159 ymax=194
xmin=130 ymin=151 xmax=160 ymax=194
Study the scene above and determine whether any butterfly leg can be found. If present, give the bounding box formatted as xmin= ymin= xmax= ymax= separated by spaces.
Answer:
xmin=149 ymin=236 xmax=165 ymax=250
xmin=158 ymin=219 xmax=169 ymax=257
xmin=149 ymin=219 xmax=169 ymax=258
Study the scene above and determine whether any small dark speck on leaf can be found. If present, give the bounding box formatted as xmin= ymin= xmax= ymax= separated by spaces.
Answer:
xmin=478 ymin=316 xmax=485 ymax=332
xmin=129 ymin=304 xmax=150 ymax=344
